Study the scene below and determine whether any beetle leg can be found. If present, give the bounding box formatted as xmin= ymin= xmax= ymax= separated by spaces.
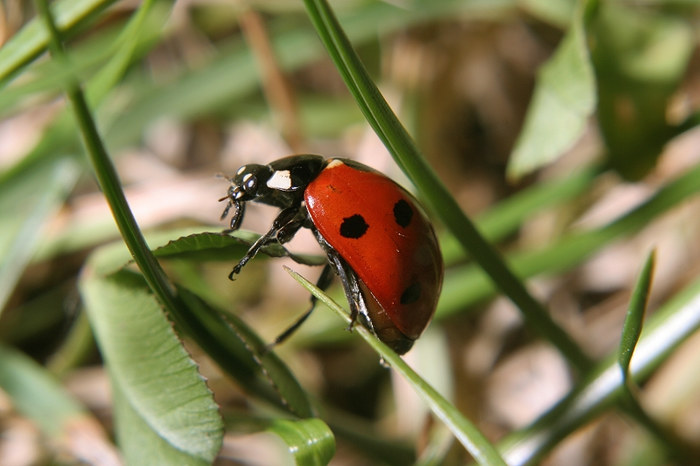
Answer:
xmin=323 ymin=249 xmax=374 ymax=335
xmin=266 ymin=263 xmax=334 ymax=349
xmin=229 ymin=205 xmax=301 ymax=279
xmin=226 ymin=201 xmax=245 ymax=231
xmin=273 ymin=208 xmax=326 ymax=266
xmin=335 ymin=257 xmax=373 ymax=333
xmin=275 ymin=209 xmax=307 ymax=245
xmin=311 ymin=229 xmax=373 ymax=332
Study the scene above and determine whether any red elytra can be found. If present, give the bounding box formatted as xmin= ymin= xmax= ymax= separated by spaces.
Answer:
xmin=220 ymin=155 xmax=443 ymax=354
xmin=304 ymin=159 xmax=443 ymax=341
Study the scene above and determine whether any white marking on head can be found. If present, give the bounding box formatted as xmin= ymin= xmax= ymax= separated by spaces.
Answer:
xmin=326 ymin=159 xmax=344 ymax=169
xmin=242 ymin=173 xmax=253 ymax=183
xmin=236 ymin=166 xmax=247 ymax=176
xmin=267 ymin=170 xmax=293 ymax=190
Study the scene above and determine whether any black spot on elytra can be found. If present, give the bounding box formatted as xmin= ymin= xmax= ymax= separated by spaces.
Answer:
xmin=400 ymin=282 xmax=421 ymax=305
xmin=340 ymin=214 xmax=369 ymax=239
xmin=393 ymin=199 xmax=413 ymax=228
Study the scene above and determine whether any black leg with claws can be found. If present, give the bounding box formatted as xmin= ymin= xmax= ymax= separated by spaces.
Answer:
xmin=228 ymin=205 xmax=305 ymax=280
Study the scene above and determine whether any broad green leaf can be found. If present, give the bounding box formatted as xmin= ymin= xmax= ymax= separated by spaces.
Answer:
xmin=0 ymin=157 xmax=80 ymax=313
xmin=37 ymin=7 xmax=194 ymax=440
xmin=111 ymin=377 xmax=212 ymax=466
xmin=81 ymin=270 xmax=223 ymax=464
xmin=267 ymin=419 xmax=335 ymax=466
xmin=507 ymin=0 xmax=597 ymax=179
xmin=175 ymin=285 xmax=316 ymax=418
xmin=82 ymin=230 xmax=315 ymax=419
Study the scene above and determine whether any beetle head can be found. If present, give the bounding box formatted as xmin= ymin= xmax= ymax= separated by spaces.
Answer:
xmin=219 ymin=164 xmax=273 ymax=230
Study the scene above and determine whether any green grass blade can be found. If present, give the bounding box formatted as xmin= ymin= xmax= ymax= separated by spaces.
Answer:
xmin=0 ymin=157 xmax=79 ymax=313
xmin=619 ymin=250 xmax=655 ymax=384
xmin=499 ymin=274 xmax=700 ymax=465
xmin=440 ymin=165 xmax=601 ymax=262
xmin=38 ymin=2 xmax=229 ymax=458
xmin=0 ymin=344 xmax=85 ymax=436
xmin=0 ymin=0 xmax=166 ymax=315
xmin=36 ymin=0 xmax=183 ymax=356
xmin=437 ymin=160 xmax=700 ymax=317
xmin=286 ymin=267 xmax=506 ymax=466
xmin=0 ymin=0 xmax=119 ymax=84
xmin=302 ymin=0 xmax=592 ymax=372
xmin=84 ymin=0 xmax=171 ymax=106
xmin=614 ymin=251 xmax=691 ymax=461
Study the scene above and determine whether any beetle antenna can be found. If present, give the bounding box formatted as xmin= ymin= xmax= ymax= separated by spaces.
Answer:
xmin=215 ymin=172 xmax=233 ymax=182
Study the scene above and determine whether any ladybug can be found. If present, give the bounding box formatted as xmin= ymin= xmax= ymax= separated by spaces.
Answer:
xmin=220 ymin=155 xmax=443 ymax=354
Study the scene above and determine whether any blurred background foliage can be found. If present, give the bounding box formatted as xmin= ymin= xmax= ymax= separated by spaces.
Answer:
xmin=1 ymin=0 xmax=700 ymax=464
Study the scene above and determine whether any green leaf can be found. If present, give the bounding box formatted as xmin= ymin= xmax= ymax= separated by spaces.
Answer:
xmin=619 ymin=250 xmax=655 ymax=385
xmin=175 ymin=285 xmax=316 ymax=418
xmin=81 ymin=226 xmax=316 ymax=418
xmin=267 ymin=418 xmax=335 ymax=466
xmin=591 ymin=2 xmax=694 ymax=180
xmin=36 ymin=16 xmax=211 ymax=456
xmin=153 ymin=231 xmax=326 ymax=266
xmin=154 ymin=231 xmax=260 ymax=261
xmin=111 ymin=378 xmax=213 ymax=466
xmin=285 ymin=267 xmax=506 ymax=466
xmin=507 ymin=0 xmax=597 ymax=179
xmin=519 ymin=0 xmax=577 ymax=27
xmin=80 ymin=270 xmax=223 ymax=463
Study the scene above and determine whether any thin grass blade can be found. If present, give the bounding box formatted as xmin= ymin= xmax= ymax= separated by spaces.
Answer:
xmin=286 ymin=267 xmax=506 ymax=466
xmin=619 ymin=250 xmax=655 ymax=385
